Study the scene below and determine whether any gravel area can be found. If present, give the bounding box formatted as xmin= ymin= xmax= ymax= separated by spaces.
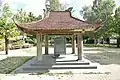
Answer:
xmin=0 ymin=73 xmax=118 ymax=80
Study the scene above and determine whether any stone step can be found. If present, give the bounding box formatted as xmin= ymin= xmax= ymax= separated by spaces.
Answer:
xmin=23 ymin=65 xmax=97 ymax=71
xmin=30 ymin=62 xmax=90 ymax=66
xmin=53 ymin=66 xmax=97 ymax=69
xmin=56 ymin=59 xmax=80 ymax=62
xmin=16 ymin=69 xmax=48 ymax=73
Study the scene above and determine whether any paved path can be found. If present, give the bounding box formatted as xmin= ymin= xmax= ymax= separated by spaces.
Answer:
xmin=0 ymin=46 xmax=101 ymax=58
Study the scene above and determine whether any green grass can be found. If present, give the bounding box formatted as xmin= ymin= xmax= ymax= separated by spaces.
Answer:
xmin=0 ymin=56 xmax=33 ymax=74
xmin=85 ymin=49 xmax=120 ymax=65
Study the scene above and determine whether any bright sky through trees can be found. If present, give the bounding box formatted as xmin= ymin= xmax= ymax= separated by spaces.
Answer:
xmin=1 ymin=0 xmax=120 ymax=19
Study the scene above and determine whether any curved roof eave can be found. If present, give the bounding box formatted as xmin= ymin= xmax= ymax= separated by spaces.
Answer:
xmin=14 ymin=11 xmax=103 ymax=34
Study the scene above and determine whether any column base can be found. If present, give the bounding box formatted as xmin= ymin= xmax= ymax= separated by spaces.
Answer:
xmin=71 ymin=52 xmax=75 ymax=54
xmin=44 ymin=53 xmax=49 ymax=55
xmin=52 ymin=54 xmax=60 ymax=58
xmin=37 ymin=55 xmax=42 ymax=61
xmin=37 ymin=58 xmax=42 ymax=61
xmin=76 ymin=58 xmax=82 ymax=61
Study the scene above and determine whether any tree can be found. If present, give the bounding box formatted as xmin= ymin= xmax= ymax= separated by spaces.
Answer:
xmin=112 ymin=6 xmax=120 ymax=47
xmin=14 ymin=9 xmax=42 ymax=23
xmin=14 ymin=10 xmax=42 ymax=45
xmin=0 ymin=3 xmax=19 ymax=54
xmin=80 ymin=0 xmax=116 ymax=44
xmin=28 ymin=12 xmax=42 ymax=22
xmin=50 ymin=0 xmax=61 ymax=11
xmin=60 ymin=2 xmax=69 ymax=11
xmin=14 ymin=9 xmax=29 ymax=23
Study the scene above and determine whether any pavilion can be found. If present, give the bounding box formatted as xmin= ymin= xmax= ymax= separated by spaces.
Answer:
xmin=15 ymin=11 xmax=102 ymax=61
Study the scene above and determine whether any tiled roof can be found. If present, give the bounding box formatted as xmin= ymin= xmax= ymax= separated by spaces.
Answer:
xmin=16 ymin=11 xmax=102 ymax=34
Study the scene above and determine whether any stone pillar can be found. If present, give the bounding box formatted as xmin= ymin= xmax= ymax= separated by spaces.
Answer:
xmin=45 ymin=34 xmax=48 ymax=55
xmin=75 ymin=35 xmax=77 ymax=55
xmin=77 ymin=33 xmax=83 ymax=60
xmin=36 ymin=34 xmax=42 ymax=61
xmin=72 ymin=35 xmax=75 ymax=54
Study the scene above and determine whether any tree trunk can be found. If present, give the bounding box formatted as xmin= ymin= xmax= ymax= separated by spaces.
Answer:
xmin=117 ymin=37 xmax=120 ymax=48
xmin=106 ymin=38 xmax=110 ymax=44
xmin=97 ymin=39 xmax=100 ymax=44
xmin=94 ymin=39 xmax=98 ymax=44
xmin=5 ymin=36 xmax=9 ymax=55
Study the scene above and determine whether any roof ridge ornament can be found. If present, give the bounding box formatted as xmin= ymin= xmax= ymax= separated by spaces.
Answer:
xmin=44 ymin=0 xmax=51 ymax=18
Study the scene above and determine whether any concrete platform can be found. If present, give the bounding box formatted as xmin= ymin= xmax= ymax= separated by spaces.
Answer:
xmin=14 ymin=54 xmax=108 ymax=74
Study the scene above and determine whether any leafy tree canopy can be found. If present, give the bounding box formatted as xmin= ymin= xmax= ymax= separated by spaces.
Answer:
xmin=80 ymin=0 xmax=116 ymax=40
xmin=0 ymin=3 xmax=20 ymax=54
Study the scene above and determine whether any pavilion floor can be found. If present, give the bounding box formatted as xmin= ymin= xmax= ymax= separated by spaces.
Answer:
xmin=14 ymin=54 xmax=108 ymax=74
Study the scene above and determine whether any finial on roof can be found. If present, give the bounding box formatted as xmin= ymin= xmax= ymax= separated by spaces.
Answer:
xmin=65 ymin=7 xmax=73 ymax=12
xmin=45 ymin=0 xmax=50 ymax=11
xmin=43 ymin=0 xmax=51 ymax=18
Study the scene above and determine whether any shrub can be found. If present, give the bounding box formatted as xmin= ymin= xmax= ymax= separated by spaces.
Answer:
xmin=9 ymin=40 xmax=33 ymax=50
xmin=0 ymin=44 xmax=4 ymax=51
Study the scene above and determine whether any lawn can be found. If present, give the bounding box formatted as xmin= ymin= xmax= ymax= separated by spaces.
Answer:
xmin=84 ymin=47 xmax=120 ymax=65
xmin=0 ymin=56 xmax=33 ymax=74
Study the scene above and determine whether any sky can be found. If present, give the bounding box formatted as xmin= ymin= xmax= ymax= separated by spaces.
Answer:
xmin=3 ymin=0 xmax=120 ymax=19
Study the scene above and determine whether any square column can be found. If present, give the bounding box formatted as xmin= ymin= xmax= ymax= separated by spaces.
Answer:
xmin=45 ymin=34 xmax=48 ymax=55
xmin=72 ymin=35 xmax=75 ymax=54
xmin=36 ymin=34 xmax=42 ymax=61
xmin=77 ymin=33 xmax=83 ymax=60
